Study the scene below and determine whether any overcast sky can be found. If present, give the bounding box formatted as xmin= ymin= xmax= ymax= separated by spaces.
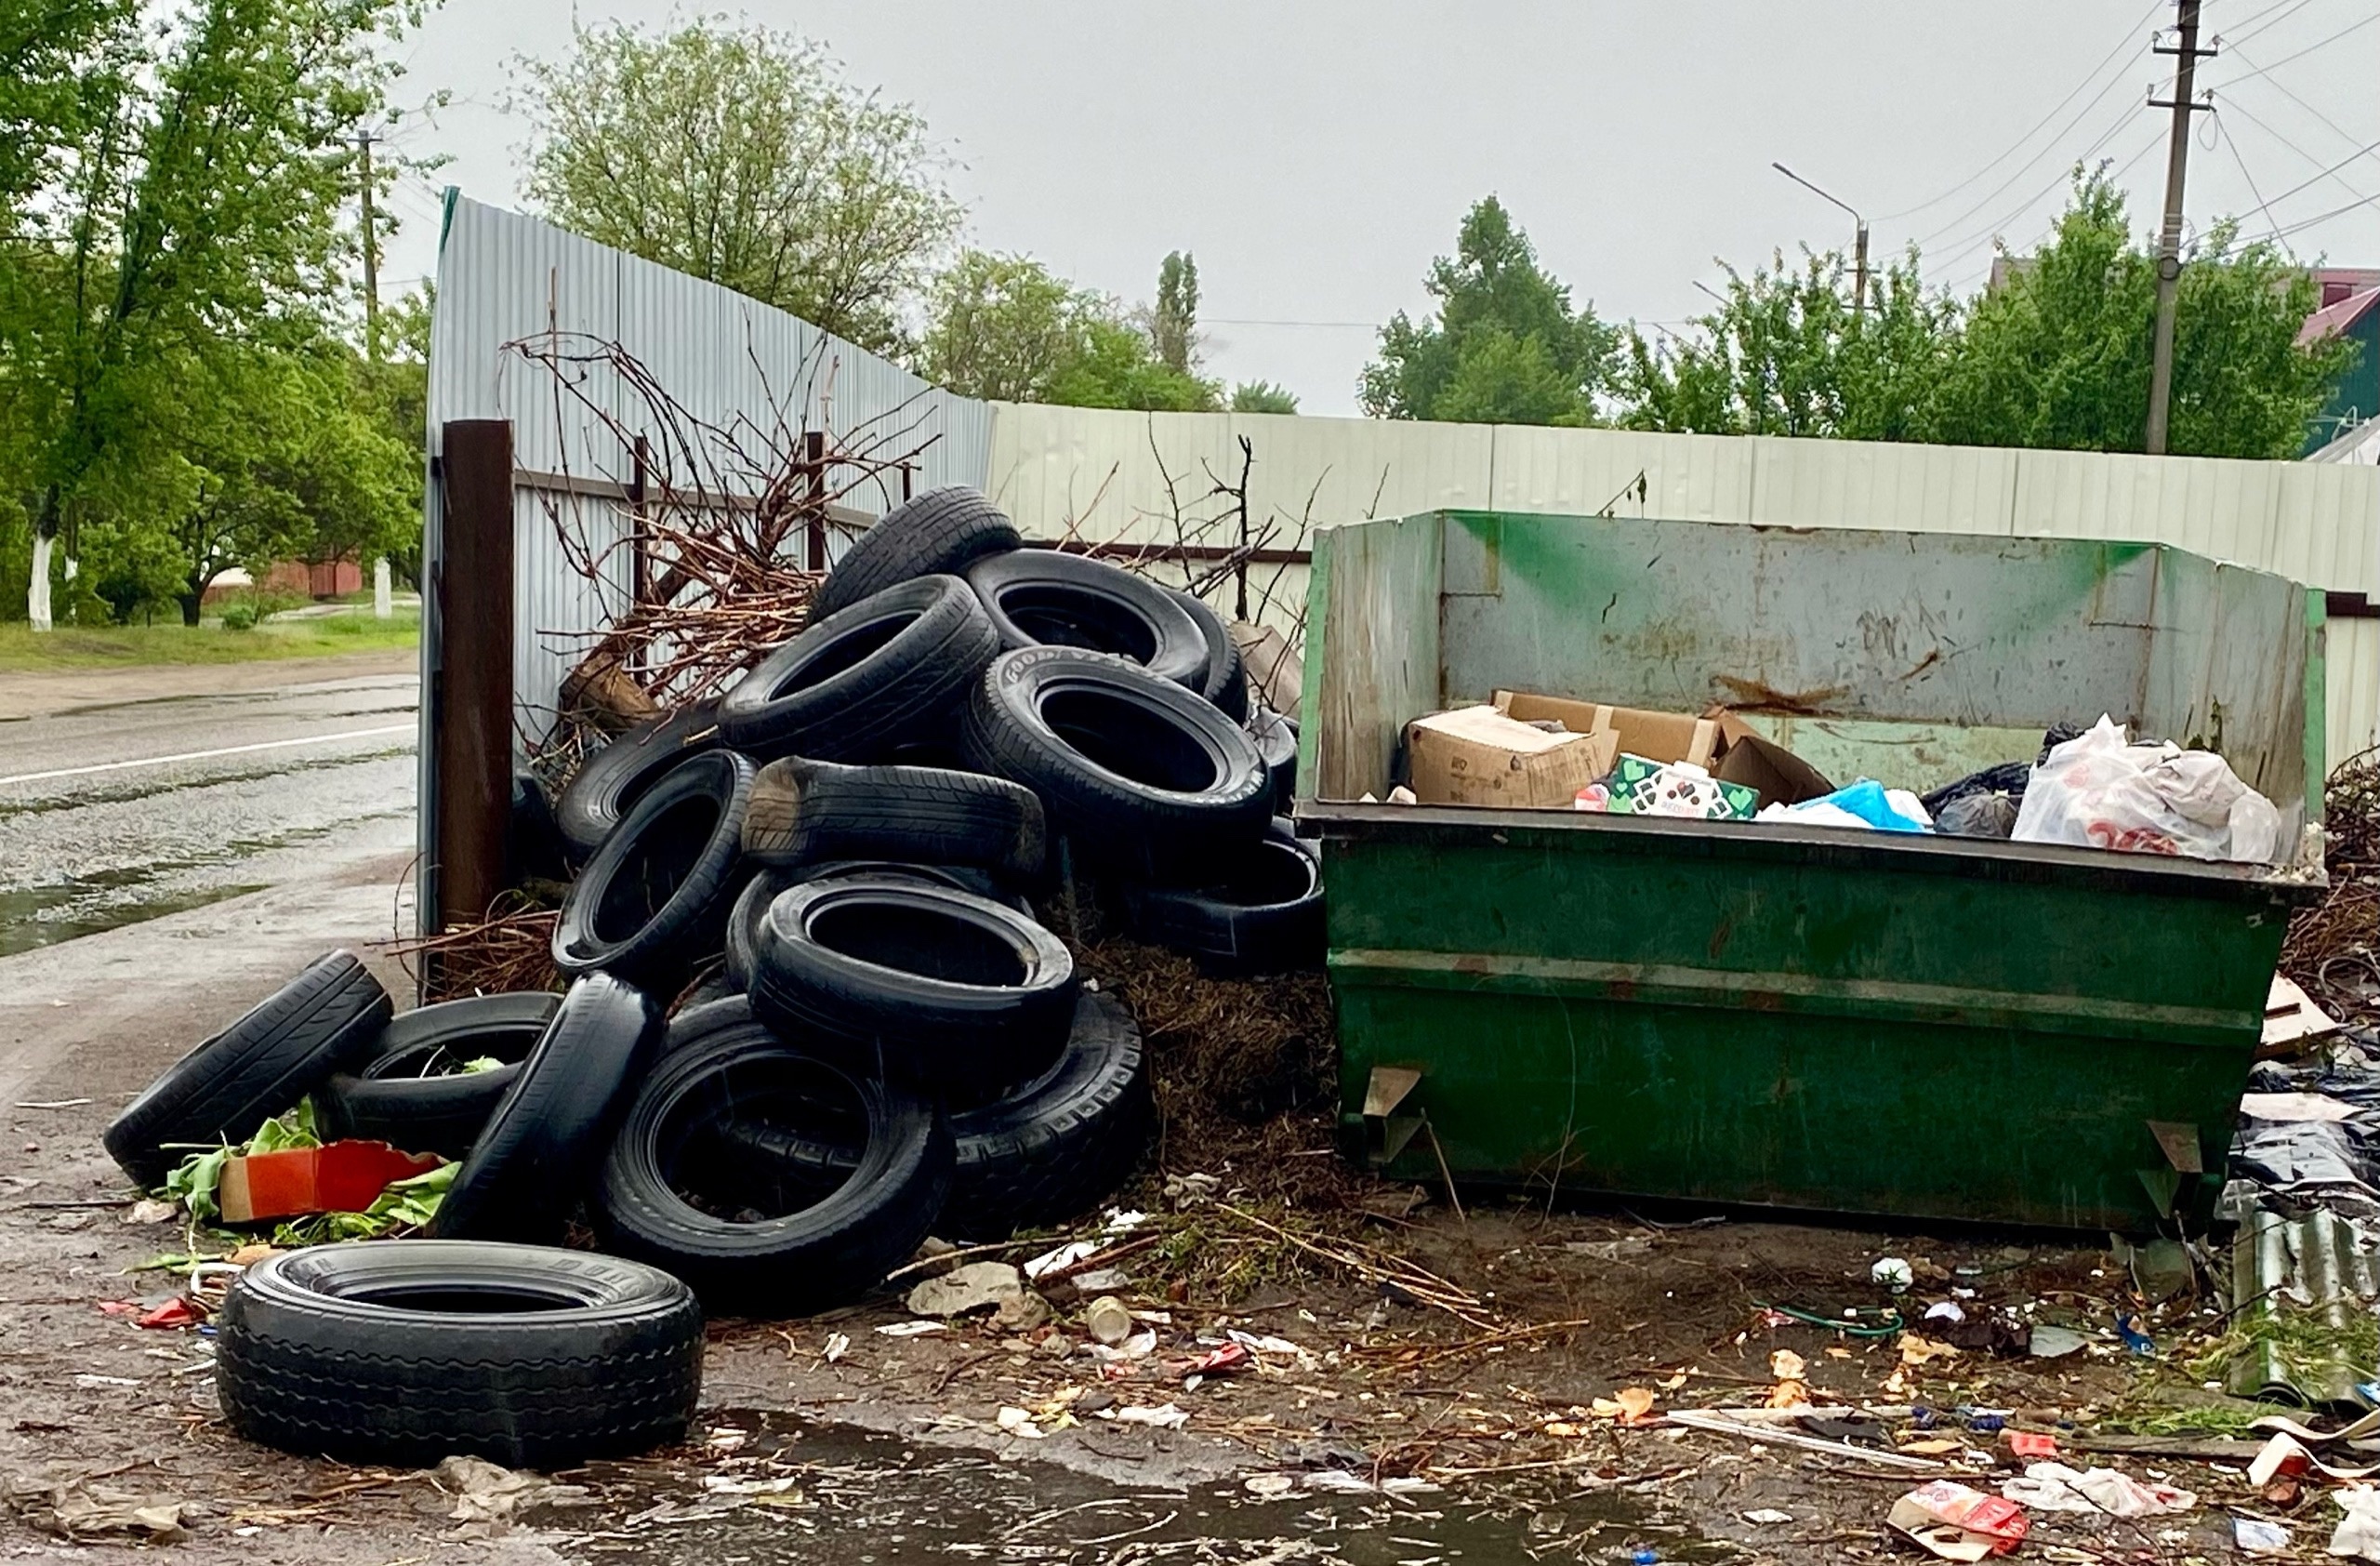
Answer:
xmin=376 ymin=0 xmax=2380 ymax=416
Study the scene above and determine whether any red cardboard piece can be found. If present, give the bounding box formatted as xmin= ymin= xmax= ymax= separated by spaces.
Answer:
xmin=217 ymin=1141 xmax=443 ymax=1224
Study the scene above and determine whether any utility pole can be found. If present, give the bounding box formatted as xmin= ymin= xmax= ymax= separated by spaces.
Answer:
xmin=356 ymin=130 xmax=382 ymax=365
xmin=1772 ymin=162 xmax=1870 ymax=320
xmin=2145 ymin=1 xmax=2215 ymax=454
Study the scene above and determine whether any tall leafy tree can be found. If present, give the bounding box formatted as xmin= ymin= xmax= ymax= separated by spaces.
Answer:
xmin=1361 ymin=197 xmax=1620 ymax=425
xmin=18 ymin=0 xmax=429 ymax=629
xmin=919 ymin=250 xmax=1221 ymax=412
xmin=515 ymin=17 xmax=962 ymax=354
xmin=1621 ymin=247 xmax=1961 ymax=441
xmin=1149 ymin=251 xmax=1200 ymax=375
xmin=1931 ymin=175 xmax=2347 ymax=459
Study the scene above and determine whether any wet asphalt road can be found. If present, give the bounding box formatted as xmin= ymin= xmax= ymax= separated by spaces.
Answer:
xmin=0 ymin=670 xmax=416 ymax=957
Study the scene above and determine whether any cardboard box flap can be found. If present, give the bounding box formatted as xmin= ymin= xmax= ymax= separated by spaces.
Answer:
xmin=1494 ymin=690 xmax=1718 ymax=768
xmin=1708 ymin=711 xmax=1833 ymax=806
xmin=1407 ymin=705 xmax=1617 ymax=809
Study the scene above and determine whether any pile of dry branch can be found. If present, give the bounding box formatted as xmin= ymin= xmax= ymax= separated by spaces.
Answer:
xmin=2282 ymin=748 xmax=2380 ymax=1022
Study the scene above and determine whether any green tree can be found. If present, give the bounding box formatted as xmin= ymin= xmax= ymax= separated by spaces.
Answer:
xmin=1620 ymin=247 xmax=1961 ymax=440
xmin=919 ymin=250 xmax=1221 ymax=411
xmin=919 ymin=251 xmax=1092 ymax=403
xmin=1361 ymin=196 xmax=1620 ymax=425
xmin=16 ymin=0 xmax=428 ymax=629
xmin=96 ymin=345 xmax=413 ymax=623
xmin=1150 ymin=251 xmax=1199 ymax=375
xmin=515 ymin=16 xmax=961 ymax=354
xmin=1230 ymin=380 xmax=1300 ymax=415
xmin=1931 ymin=174 xmax=2348 ymax=459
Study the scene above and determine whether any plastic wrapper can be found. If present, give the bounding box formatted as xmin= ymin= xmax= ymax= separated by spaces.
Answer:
xmin=1757 ymin=778 xmax=1933 ymax=834
xmin=2010 ymin=716 xmax=2281 ymax=863
xmin=1935 ymin=790 xmax=2018 ymax=839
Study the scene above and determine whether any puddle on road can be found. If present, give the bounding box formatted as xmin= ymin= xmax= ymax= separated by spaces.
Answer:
xmin=563 ymin=1413 xmax=1726 ymax=1564
xmin=0 ymin=877 xmax=267 ymax=955
xmin=0 ymin=811 xmax=406 ymax=955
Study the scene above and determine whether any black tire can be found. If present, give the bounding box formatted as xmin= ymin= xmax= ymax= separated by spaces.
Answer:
xmin=717 ymin=575 xmax=998 ymax=763
xmin=1170 ymin=589 xmax=1249 ymax=721
xmin=961 ymin=646 xmax=1273 ymax=879
xmin=509 ymin=772 xmax=570 ymax=884
xmin=726 ymin=863 xmax=1021 ymax=989
xmin=743 ymin=756 xmax=1047 ymax=883
xmin=721 ymin=990 xmax=1149 ymax=1241
xmin=748 ymin=876 xmax=1077 ymax=1094
xmin=554 ymin=750 xmax=755 ymax=990
xmin=1118 ymin=818 xmax=1325 ymax=975
xmin=594 ymin=999 xmax=954 ymax=1314
xmin=813 ymin=486 xmax=1020 ymax=620
xmin=1248 ymin=705 xmax=1299 ymax=814
xmin=964 ymin=551 xmax=1210 ymax=688
xmin=430 ymin=974 xmax=665 ymax=1244
xmin=216 ymin=1241 xmax=701 ymax=1469
xmin=103 ymin=952 xmax=391 ymax=1189
xmin=313 ymin=992 xmax=563 ymax=1161
xmin=554 ymin=700 xmax=723 ymax=865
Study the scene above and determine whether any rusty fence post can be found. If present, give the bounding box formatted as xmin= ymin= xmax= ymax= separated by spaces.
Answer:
xmin=434 ymin=418 xmax=515 ymax=935
xmin=802 ymin=430 xmax=827 ymax=571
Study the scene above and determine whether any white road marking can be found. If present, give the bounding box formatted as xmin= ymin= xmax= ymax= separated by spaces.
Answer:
xmin=0 ymin=723 xmax=416 ymax=787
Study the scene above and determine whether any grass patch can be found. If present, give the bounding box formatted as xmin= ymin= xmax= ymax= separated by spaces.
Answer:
xmin=0 ymin=608 xmax=418 ymax=671
xmin=2184 ymin=1305 xmax=2380 ymax=1396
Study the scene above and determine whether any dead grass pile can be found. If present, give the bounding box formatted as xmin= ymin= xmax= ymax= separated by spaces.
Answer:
xmin=389 ymin=898 xmax=562 ymax=1002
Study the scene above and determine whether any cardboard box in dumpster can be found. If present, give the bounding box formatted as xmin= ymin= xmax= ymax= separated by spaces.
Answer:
xmin=1493 ymin=690 xmax=1832 ymax=808
xmin=1407 ymin=705 xmax=1618 ymax=807
xmin=1601 ymin=753 xmax=1760 ymax=819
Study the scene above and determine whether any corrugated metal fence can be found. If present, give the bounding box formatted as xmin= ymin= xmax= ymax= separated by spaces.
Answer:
xmin=421 ymin=196 xmax=2380 ymax=924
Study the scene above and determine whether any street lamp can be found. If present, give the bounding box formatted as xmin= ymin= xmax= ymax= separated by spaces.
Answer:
xmin=1772 ymin=162 xmax=1871 ymax=320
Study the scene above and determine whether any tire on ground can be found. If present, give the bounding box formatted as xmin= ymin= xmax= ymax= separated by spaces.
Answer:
xmin=553 ymin=700 xmax=723 ymax=865
xmin=429 ymin=973 xmax=665 ymax=1243
xmin=312 ymin=991 xmax=563 ymax=1161
xmin=717 ymin=576 xmax=998 ymax=763
xmin=812 ymin=486 xmax=1020 ymax=620
xmin=595 ymin=998 xmax=953 ymax=1313
xmin=721 ymin=989 xmax=1150 ymax=1241
xmin=743 ymin=756 xmax=1046 ymax=883
xmin=960 ymin=646 xmax=1273 ymax=879
xmin=216 ymin=1241 xmax=701 ymax=1468
xmin=103 ymin=952 xmax=392 ymax=1189
xmin=1170 ymin=588 xmax=1249 ymax=721
xmin=964 ymin=551 xmax=1210 ymax=689
xmin=747 ymin=875 xmax=1077 ymax=1094
xmin=553 ymin=750 xmax=755 ymax=991
xmin=1117 ymin=817 xmax=1324 ymax=975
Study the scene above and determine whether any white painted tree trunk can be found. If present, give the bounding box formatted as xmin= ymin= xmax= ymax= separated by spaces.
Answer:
xmin=373 ymin=557 xmax=392 ymax=619
xmin=61 ymin=553 xmax=76 ymax=625
xmin=28 ymin=534 xmax=52 ymax=632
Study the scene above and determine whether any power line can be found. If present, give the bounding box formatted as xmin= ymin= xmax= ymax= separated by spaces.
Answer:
xmin=2206 ymin=7 xmax=2380 ymax=91
xmin=2217 ymin=0 xmax=2318 ymax=48
xmin=1877 ymin=0 xmax=2162 ymax=221
xmin=2215 ymin=110 xmax=2300 ymax=256
xmin=2214 ymin=86 xmax=2378 ymax=205
xmin=2259 ymin=184 xmax=2380 ymax=240
xmin=1912 ymin=48 xmax=2154 ymax=246
xmin=1927 ymin=102 xmax=2147 ymax=271
xmin=2223 ymin=126 xmax=2380 ymax=212
xmin=2221 ymin=46 xmax=2380 ymax=184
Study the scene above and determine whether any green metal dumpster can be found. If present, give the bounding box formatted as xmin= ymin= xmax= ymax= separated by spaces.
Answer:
xmin=1300 ymin=511 xmax=2327 ymax=1230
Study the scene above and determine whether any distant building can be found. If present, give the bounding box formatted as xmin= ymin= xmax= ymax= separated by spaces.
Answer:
xmin=2301 ymin=269 xmax=2380 ymax=456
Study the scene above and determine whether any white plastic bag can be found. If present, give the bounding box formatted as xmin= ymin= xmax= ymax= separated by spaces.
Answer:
xmin=2011 ymin=716 xmax=2281 ymax=864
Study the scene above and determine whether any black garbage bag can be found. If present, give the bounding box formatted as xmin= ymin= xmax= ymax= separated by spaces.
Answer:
xmin=1919 ymin=723 xmax=2087 ymax=817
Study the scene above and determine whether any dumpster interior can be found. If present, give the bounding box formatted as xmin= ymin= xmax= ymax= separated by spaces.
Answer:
xmin=1309 ymin=509 xmax=2321 ymax=848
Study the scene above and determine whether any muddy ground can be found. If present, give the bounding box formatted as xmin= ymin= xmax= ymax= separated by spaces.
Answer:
xmin=0 ymin=964 xmax=2307 ymax=1563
